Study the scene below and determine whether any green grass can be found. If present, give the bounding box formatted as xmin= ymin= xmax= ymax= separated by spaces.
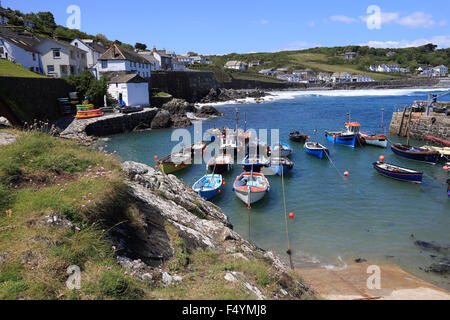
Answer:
xmin=0 ymin=59 xmax=47 ymax=78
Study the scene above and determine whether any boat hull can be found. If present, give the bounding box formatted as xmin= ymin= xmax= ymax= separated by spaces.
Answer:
xmin=304 ymin=143 xmax=329 ymax=159
xmin=359 ymin=133 xmax=388 ymax=148
xmin=207 ymin=163 xmax=232 ymax=174
xmin=391 ymin=144 xmax=440 ymax=165
xmin=233 ymin=172 xmax=270 ymax=205
xmin=192 ymin=175 xmax=223 ymax=200
xmin=373 ymin=162 xmax=423 ymax=184
xmin=160 ymin=162 xmax=191 ymax=174
xmin=235 ymin=189 xmax=267 ymax=205
xmin=325 ymin=132 xmax=357 ymax=148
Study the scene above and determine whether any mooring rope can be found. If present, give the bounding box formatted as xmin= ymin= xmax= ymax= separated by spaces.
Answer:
xmin=324 ymin=151 xmax=346 ymax=179
xmin=280 ymin=164 xmax=294 ymax=270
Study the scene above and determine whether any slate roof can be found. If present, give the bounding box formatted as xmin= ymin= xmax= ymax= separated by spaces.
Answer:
xmin=108 ymin=73 xmax=147 ymax=84
xmin=99 ymin=44 xmax=148 ymax=64
xmin=0 ymin=26 xmax=40 ymax=53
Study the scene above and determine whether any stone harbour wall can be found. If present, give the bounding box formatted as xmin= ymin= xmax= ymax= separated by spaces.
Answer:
xmin=389 ymin=111 xmax=450 ymax=141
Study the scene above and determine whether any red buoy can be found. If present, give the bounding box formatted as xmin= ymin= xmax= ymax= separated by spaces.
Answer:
xmin=344 ymin=171 xmax=349 ymax=177
xmin=218 ymin=189 xmax=222 ymax=194
xmin=154 ymin=156 xmax=158 ymax=160
xmin=289 ymin=212 xmax=294 ymax=219
xmin=155 ymin=165 xmax=159 ymax=170
xmin=444 ymin=166 xmax=449 ymax=171
xmin=379 ymin=155 xmax=385 ymax=162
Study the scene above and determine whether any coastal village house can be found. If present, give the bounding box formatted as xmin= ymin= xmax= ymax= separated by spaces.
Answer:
xmin=317 ymin=72 xmax=332 ymax=82
xmin=33 ymin=38 xmax=87 ymax=78
xmin=177 ymin=55 xmax=194 ymax=65
xmin=152 ymin=47 xmax=173 ymax=70
xmin=171 ymin=58 xmax=187 ymax=71
xmin=0 ymin=27 xmax=41 ymax=72
xmin=95 ymin=44 xmax=151 ymax=80
xmin=432 ymin=65 xmax=448 ymax=77
xmin=369 ymin=64 xmax=409 ymax=73
xmin=107 ymin=73 xmax=150 ymax=107
xmin=259 ymin=69 xmax=275 ymax=76
xmin=192 ymin=56 xmax=211 ymax=64
xmin=70 ymin=38 xmax=106 ymax=70
xmin=138 ymin=51 xmax=161 ymax=71
xmin=224 ymin=60 xmax=248 ymax=70
xmin=351 ymin=74 xmax=373 ymax=82
xmin=331 ymin=72 xmax=351 ymax=83
xmin=293 ymin=69 xmax=315 ymax=80
xmin=345 ymin=52 xmax=356 ymax=60
xmin=0 ymin=7 xmax=8 ymax=25
xmin=249 ymin=60 xmax=263 ymax=67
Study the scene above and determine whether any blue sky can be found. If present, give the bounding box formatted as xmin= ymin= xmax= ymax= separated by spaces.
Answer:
xmin=5 ymin=0 xmax=450 ymax=54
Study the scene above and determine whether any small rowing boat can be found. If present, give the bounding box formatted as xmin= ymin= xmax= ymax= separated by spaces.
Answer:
xmin=192 ymin=174 xmax=224 ymax=200
xmin=304 ymin=142 xmax=329 ymax=159
xmin=421 ymin=145 xmax=450 ymax=157
xmin=268 ymin=157 xmax=294 ymax=176
xmin=359 ymin=132 xmax=388 ymax=148
xmin=289 ymin=131 xmax=308 ymax=143
xmin=325 ymin=122 xmax=360 ymax=148
xmin=206 ymin=153 xmax=233 ymax=173
xmin=157 ymin=152 xmax=192 ymax=174
xmin=75 ymin=109 xmax=103 ymax=119
xmin=233 ymin=172 xmax=270 ymax=205
xmin=373 ymin=161 xmax=423 ymax=184
xmin=204 ymin=128 xmax=223 ymax=143
xmin=243 ymin=154 xmax=270 ymax=172
xmin=184 ymin=142 xmax=207 ymax=156
xmin=269 ymin=142 xmax=293 ymax=157
xmin=391 ymin=144 xmax=440 ymax=165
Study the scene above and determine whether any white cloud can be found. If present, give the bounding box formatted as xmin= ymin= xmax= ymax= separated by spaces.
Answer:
xmin=360 ymin=11 xmax=439 ymax=29
xmin=259 ymin=19 xmax=269 ymax=25
xmin=330 ymin=15 xmax=359 ymax=24
xmin=361 ymin=35 xmax=450 ymax=48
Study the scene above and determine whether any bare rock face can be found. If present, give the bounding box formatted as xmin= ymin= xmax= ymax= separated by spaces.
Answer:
xmin=151 ymin=110 xmax=172 ymax=129
xmin=162 ymin=99 xmax=196 ymax=115
xmin=195 ymin=106 xmax=224 ymax=118
xmin=201 ymin=88 xmax=267 ymax=103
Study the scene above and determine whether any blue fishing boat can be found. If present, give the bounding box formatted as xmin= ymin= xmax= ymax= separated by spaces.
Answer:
xmin=447 ymin=179 xmax=450 ymax=199
xmin=304 ymin=142 xmax=329 ymax=159
xmin=192 ymin=174 xmax=224 ymax=200
xmin=325 ymin=122 xmax=360 ymax=148
xmin=268 ymin=157 xmax=294 ymax=176
xmin=391 ymin=144 xmax=440 ymax=165
xmin=243 ymin=154 xmax=270 ymax=172
xmin=269 ymin=142 xmax=293 ymax=157
xmin=373 ymin=161 xmax=423 ymax=184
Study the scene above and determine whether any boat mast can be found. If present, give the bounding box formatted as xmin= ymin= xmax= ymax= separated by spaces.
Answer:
xmin=406 ymin=107 xmax=413 ymax=146
xmin=381 ymin=108 xmax=384 ymax=134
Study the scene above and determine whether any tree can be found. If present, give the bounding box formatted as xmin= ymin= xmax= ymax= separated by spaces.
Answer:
xmin=65 ymin=70 xmax=107 ymax=107
xmin=37 ymin=11 xmax=56 ymax=30
xmin=135 ymin=42 xmax=147 ymax=51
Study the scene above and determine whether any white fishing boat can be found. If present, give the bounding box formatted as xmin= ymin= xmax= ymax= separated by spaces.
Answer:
xmin=206 ymin=153 xmax=233 ymax=173
xmin=359 ymin=132 xmax=388 ymax=148
xmin=233 ymin=172 xmax=270 ymax=205
xmin=421 ymin=145 xmax=450 ymax=157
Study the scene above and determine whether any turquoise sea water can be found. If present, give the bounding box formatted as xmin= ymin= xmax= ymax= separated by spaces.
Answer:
xmin=100 ymin=88 xmax=450 ymax=290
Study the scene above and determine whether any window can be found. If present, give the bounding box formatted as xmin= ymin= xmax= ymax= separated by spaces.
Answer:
xmin=32 ymin=53 xmax=36 ymax=61
xmin=47 ymin=65 xmax=55 ymax=73
xmin=0 ymin=47 xmax=3 ymax=54
xmin=101 ymin=60 xmax=108 ymax=69
xmin=52 ymin=49 xmax=61 ymax=59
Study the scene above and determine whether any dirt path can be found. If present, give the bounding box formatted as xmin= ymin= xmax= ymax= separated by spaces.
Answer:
xmin=296 ymin=262 xmax=450 ymax=300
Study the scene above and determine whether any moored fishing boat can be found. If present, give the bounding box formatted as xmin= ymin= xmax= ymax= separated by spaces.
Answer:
xmin=289 ymin=131 xmax=308 ymax=143
xmin=243 ymin=154 xmax=270 ymax=172
xmin=391 ymin=144 xmax=440 ymax=165
xmin=325 ymin=122 xmax=360 ymax=148
xmin=421 ymin=145 xmax=450 ymax=157
xmin=184 ymin=142 xmax=207 ymax=156
xmin=304 ymin=142 xmax=329 ymax=159
xmin=206 ymin=153 xmax=233 ymax=173
xmin=269 ymin=142 xmax=293 ymax=157
xmin=192 ymin=174 xmax=224 ymax=200
xmin=359 ymin=132 xmax=388 ymax=148
xmin=373 ymin=161 xmax=423 ymax=184
xmin=447 ymin=179 xmax=450 ymax=199
xmin=233 ymin=172 xmax=270 ymax=205
xmin=157 ymin=152 xmax=192 ymax=174
xmin=267 ymin=157 xmax=294 ymax=176
xmin=203 ymin=128 xmax=223 ymax=143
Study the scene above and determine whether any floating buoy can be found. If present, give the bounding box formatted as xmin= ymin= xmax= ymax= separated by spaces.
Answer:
xmin=444 ymin=166 xmax=449 ymax=171
xmin=307 ymin=136 xmax=311 ymax=139
xmin=289 ymin=212 xmax=294 ymax=219
xmin=154 ymin=156 xmax=158 ymax=160
xmin=344 ymin=171 xmax=349 ymax=177
xmin=155 ymin=165 xmax=159 ymax=170
xmin=379 ymin=155 xmax=385 ymax=162
xmin=223 ymin=182 xmax=226 ymax=186
xmin=218 ymin=189 xmax=222 ymax=194
xmin=243 ymin=166 xmax=245 ymax=169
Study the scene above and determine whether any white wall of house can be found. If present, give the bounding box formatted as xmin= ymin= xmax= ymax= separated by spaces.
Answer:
xmin=70 ymin=39 xmax=100 ymax=68
xmin=0 ymin=15 xmax=8 ymax=25
xmin=0 ymin=37 xmax=41 ymax=72
xmin=34 ymin=39 xmax=87 ymax=78
xmin=107 ymin=82 xmax=149 ymax=106
xmin=96 ymin=59 xmax=151 ymax=79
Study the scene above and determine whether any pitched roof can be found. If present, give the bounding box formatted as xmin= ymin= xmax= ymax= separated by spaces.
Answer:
xmin=138 ymin=52 xmax=159 ymax=63
xmin=99 ymin=44 xmax=148 ymax=64
xmin=109 ymin=73 xmax=147 ymax=84
xmin=0 ymin=26 xmax=40 ymax=53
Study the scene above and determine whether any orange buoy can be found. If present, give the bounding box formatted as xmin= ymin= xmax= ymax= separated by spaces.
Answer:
xmin=307 ymin=136 xmax=311 ymax=139
xmin=379 ymin=155 xmax=385 ymax=162
xmin=444 ymin=166 xmax=449 ymax=171
xmin=289 ymin=212 xmax=294 ymax=219
xmin=155 ymin=165 xmax=159 ymax=170
xmin=154 ymin=156 xmax=158 ymax=160
xmin=333 ymin=136 xmax=336 ymax=139
xmin=218 ymin=189 xmax=222 ymax=194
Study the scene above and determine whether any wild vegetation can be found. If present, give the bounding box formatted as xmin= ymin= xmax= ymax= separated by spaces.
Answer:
xmin=66 ymin=70 xmax=108 ymax=106
xmin=0 ymin=59 xmax=47 ymax=78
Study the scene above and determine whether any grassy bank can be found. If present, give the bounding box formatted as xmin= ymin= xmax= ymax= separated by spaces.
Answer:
xmin=0 ymin=130 xmax=314 ymax=300
xmin=0 ymin=60 xmax=47 ymax=78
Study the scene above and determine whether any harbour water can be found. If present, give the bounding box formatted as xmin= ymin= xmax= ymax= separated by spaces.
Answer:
xmin=100 ymin=88 xmax=450 ymax=290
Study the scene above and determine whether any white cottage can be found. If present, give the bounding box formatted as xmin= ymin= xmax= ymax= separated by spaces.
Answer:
xmin=96 ymin=44 xmax=151 ymax=80
xmin=33 ymin=38 xmax=88 ymax=78
xmin=70 ymin=39 xmax=106 ymax=69
xmin=108 ymin=73 xmax=150 ymax=107
xmin=0 ymin=8 xmax=8 ymax=25
xmin=0 ymin=27 xmax=41 ymax=72
xmin=138 ymin=51 xmax=161 ymax=71
xmin=224 ymin=61 xmax=248 ymax=70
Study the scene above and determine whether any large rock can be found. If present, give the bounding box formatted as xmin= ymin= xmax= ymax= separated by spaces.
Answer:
xmin=195 ymin=106 xmax=224 ymax=118
xmin=151 ymin=110 xmax=172 ymax=129
xmin=162 ymin=98 xmax=196 ymax=115
xmin=201 ymin=88 xmax=267 ymax=103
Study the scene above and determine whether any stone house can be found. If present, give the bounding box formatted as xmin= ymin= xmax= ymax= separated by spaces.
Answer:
xmin=224 ymin=60 xmax=248 ymax=70
xmin=107 ymin=73 xmax=150 ymax=107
